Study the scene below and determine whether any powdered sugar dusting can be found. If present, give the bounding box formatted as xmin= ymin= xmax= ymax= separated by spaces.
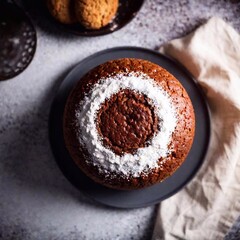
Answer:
xmin=75 ymin=72 xmax=177 ymax=177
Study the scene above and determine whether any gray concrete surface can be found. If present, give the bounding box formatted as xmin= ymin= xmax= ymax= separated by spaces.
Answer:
xmin=0 ymin=0 xmax=239 ymax=239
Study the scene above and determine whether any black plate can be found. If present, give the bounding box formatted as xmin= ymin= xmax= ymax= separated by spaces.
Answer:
xmin=45 ymin=0 xmax=145 ymax=36
xmin=0 ymin=1 xmax=37 ymax=81
xmin=49 ymin=47 xmax=211 ymax=209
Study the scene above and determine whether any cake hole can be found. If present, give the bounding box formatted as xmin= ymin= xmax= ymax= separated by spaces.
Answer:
xmin=96 ymin=89 xmax=159 ymax=156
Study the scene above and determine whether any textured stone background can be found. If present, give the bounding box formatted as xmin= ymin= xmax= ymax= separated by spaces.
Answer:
xmin=0 ymin=0 xmax=240 ymax=239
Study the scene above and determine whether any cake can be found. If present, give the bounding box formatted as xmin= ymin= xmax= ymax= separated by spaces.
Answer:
xmin=63 ymin=58 xmax=195 ymax=190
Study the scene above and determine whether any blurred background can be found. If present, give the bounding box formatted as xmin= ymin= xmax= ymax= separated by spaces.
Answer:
xmin=0 ymin=0 xmax=239 ymax=239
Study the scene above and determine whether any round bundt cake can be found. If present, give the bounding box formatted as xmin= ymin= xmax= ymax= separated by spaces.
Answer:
xmin=63 ymin=58 xmax=195 ymax=190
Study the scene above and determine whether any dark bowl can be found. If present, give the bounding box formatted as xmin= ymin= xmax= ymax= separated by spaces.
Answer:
xmin=45 ymin=0 xmax=145 ymax=36
xmin=0 ymin=1 xmax=37 ymax=81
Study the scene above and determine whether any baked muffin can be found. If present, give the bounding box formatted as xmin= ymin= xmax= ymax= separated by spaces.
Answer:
xmin=47 ymin=0 xmax=76 ymax=24
xmin=63 ymin=58 xmax=195 ymax=190
xmin=75 ymin=0 xmax=118 ymax=29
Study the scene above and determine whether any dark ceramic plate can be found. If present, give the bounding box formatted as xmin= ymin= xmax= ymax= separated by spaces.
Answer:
xmin=0 ymin=1 xmax=37 ymax=81
xmin=45 ymin=0 xmax=145 ymax=36
xmin=49 ymin=47 xmax=211 ymax=209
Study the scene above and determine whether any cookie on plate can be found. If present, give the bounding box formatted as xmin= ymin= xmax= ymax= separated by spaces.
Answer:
xmin=47 ymin=0 xmax=76 ymax=24
xmin=75 ymin=0 xmax=118 ymax=29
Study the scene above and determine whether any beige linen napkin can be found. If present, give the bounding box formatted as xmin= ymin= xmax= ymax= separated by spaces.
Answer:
xmin=152 ymin=17 xmax=240 ymax=240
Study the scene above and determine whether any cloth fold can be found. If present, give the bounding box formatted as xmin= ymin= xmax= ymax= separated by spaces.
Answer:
xmin=152 ymin=17 xmax=240 ymax=240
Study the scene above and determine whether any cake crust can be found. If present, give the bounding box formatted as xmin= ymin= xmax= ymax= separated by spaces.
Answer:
xmin=63 ymin=58 xmax=195 ymax=190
